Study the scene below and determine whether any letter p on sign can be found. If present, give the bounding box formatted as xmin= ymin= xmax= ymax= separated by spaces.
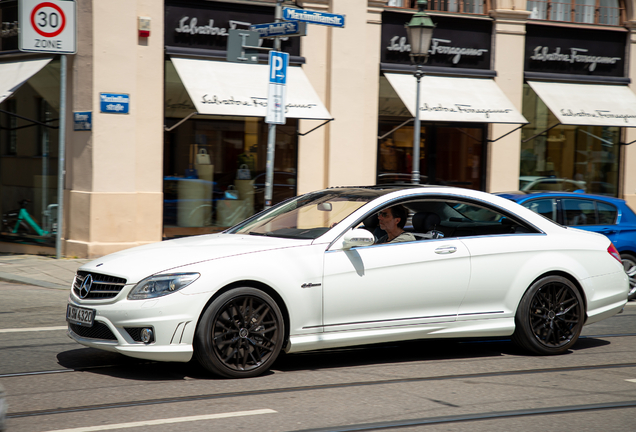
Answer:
xmin=268 ymin=51 xmax=289 ymax=85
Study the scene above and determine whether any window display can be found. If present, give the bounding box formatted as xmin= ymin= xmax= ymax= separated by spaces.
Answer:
xmin=163 ymin=117 xmax=297 ymax=239
xmin=520 ymin=84 xmax=620 ymax=196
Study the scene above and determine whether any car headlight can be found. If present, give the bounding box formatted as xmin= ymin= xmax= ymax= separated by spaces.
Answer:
xmin=127 ymin=273 xmax=200 ymax=300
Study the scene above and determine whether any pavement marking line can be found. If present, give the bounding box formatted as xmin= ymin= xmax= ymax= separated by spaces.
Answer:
xmin=0 ymin=326 xmax=67 ymax=333
xmin=626 ymin=379 xmax=636 ymax=383
xmin=41 ymin=409 xmax=278 ymax=432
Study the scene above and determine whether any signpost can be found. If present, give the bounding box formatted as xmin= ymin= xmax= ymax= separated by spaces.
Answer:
xmin=282 ymin=8 xmax=345 ymax=28
xmin=19 ymin=0 xmax=76 ymax=53
xmin=246 ymin=2 xmax=344 ymax=208
xmin=250 ymin=21 xmax=306 ymax=38
xmin=19 ymin=0 xmax=77 ymax=259
xmin=265 ymin=51 xmax=289 ymax=125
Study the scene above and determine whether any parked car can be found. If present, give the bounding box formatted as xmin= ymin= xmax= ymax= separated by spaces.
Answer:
xmin=66 ymin=186 xmax=628 ymax=378
xmin=497 ymin=191 xmax=636 ymax=300
xmin=519 ymin=176 xmax=586 ymax=192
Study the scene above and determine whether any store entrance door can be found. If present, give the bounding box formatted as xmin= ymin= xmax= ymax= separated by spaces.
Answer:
xmin=377 ymin=122 xmax=486 ymax=190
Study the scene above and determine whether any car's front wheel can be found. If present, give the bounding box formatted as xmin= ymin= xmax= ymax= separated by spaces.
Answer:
xmin=512 ymin=275 xmax=584 ymax=355
xmin=620 ymin=253 xmax=636 ymax=301
xmin=194 ymin=287 xmax=285 ymax=378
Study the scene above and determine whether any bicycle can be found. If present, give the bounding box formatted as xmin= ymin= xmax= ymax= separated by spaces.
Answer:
xmin=2 ymin=199 xmax=57 ymax=238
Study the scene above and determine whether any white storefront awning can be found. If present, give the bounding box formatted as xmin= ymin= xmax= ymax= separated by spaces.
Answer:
xmin=170 ymin=57 xmax=332 ymax=120
xmin=527 ymin=81 xmax=636 ymax=127
xmin=384 ymin=74 xmax=527 ymax=124
xmin=0 ymin=58 xmax=53 ymax=104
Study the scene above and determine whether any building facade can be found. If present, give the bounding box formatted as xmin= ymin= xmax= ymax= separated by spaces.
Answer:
xmin=1 ymin=0 xmax=636 ymax=257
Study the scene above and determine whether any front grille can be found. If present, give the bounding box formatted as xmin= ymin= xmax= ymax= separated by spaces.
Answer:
xmin=69 ymin=322 xmax=117 ymax=340
xmin=73 ymin=271 xmax=127 ymax=299
xmin=125 ymin=327 xmax=143 ymax=342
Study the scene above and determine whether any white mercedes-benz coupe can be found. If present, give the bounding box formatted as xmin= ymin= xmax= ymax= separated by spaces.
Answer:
xmin=66 ymin=186 xmax=628 ymax=378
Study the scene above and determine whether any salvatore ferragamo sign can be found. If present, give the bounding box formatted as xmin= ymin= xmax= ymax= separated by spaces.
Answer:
xmin=381 ymin=12 xmax=492 ymax=69
xmin=525 ymin=24 xmax=626 ymax=77
xmin=165 ymin=2 xmax=300 ymax=55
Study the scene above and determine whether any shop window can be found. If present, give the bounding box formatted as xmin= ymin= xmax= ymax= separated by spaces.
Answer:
xmin=386 ymin=0 xmax=488 ymax=14
xmin=163 ymin=117 xmax=298 ymax=239
xmin=0 ymin=59 xmax=60 ymax=246
xmin=520 ymin=84 xmax=620 ymax=197
xmin=527 ymin=0 xmax=623 ymax=25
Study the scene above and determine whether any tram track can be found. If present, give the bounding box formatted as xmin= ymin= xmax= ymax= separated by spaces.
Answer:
xmin=6 ymin=361 xmax=636 ymax=420
xmin=291 ymin=400 xmax=636 ymax=431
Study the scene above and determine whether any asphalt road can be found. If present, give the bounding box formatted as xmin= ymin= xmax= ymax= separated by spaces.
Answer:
xmin=1 ymin=281 xmax=636 ymax=432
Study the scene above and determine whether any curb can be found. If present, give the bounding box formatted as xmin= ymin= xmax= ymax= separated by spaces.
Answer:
xmin=0 ymin=272 xmax=70 ymax=290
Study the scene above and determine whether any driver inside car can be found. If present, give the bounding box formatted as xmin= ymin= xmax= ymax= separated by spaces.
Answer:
xmin=376 ymin=205 xmax=416 ymax=244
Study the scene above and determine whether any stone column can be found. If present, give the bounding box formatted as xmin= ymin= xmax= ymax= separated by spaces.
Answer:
xmin=622 ymin=20 xmax=636 ymax=207
xmin=488 ymin=8 xmax=530 ymax=192
xmin=65 ymin=0 xmax=164 ymax=258
xmin=297 ymin=0 xmax=384 ymax=192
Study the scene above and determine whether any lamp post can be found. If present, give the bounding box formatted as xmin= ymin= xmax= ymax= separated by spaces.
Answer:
xmin=405 ymin=0 xmax=435 ymax=184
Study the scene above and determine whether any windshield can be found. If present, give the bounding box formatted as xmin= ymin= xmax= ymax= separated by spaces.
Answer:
xmin=229 ymin=189 xmax=393 ymax=239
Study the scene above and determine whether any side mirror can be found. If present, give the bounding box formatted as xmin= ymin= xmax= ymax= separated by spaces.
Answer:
xmin=342 ymin=228 xmax=375 ymax=250
xmin=317 ymin=202 xmax=332 ymax=211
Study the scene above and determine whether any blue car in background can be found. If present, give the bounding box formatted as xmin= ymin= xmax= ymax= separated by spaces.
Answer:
xmin=497 ymin=191 xmax=636 ymax=300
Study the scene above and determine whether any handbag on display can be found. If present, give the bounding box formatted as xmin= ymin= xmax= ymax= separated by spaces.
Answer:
xmin=196 ymin=148 xmax=211 ymax=165
xmin=224 ymin=185 xmax=239 ymax=200
xmin=236 ymin=164 xmax=251 ymax=180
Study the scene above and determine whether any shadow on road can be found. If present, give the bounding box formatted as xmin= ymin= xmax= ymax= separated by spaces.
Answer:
xmin=56 ymin=336 xmax=611 ymax=380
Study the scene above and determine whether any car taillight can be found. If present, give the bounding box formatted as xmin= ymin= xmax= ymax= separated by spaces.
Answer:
xmin=608 ymin=243 xmax=621 ymax=263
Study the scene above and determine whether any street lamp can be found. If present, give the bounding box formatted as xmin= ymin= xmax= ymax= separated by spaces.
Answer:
xmin=405 ymin=0 xmax=435 ymax=184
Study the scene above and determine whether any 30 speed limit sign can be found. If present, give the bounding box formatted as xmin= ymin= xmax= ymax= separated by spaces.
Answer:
xmin=19 ymin=0 xmax=76 ymax=54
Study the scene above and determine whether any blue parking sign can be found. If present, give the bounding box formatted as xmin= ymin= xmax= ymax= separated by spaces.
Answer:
xmin=269 ymin=51 xmax=288 ymax=85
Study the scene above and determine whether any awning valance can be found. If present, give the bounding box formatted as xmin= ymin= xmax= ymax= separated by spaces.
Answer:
xmin=527 ymin=81 xmax=636 ymax=127
xmin=0 ymin=58 xmax=53 ymax=104
xmin=384 ymin=73 xmax=527 ymax=124
xmin=170 ymin=57 xmax=331 ymax=120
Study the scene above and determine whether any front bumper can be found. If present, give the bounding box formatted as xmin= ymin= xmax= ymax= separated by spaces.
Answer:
xmin=67 ymin=290 xmax=208 ymax=363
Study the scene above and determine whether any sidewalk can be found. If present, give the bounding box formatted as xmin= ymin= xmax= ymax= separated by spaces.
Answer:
xmin=0 ymin=254 xmax=91 ymax=290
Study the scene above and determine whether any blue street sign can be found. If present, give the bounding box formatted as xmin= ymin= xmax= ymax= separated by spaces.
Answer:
xmin=269 ymin=51 xmax=289 ymax=85
xmin=250 ymin=21 xmax=307 ymax=38
xmin=73 ymin=111 xmax=92 ymax=131
xmin=282 ymin=8 xmax=345 ymax=28
xmin=99 ymin=93 xmax=129 ymax=114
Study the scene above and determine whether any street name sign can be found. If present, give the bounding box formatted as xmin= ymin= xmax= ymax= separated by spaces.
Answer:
xmin=250 ymin=21 xmax=307 ymax=38
xmin=19 ymin=0 xmax=76 ymax=54
xmin=265 ymin=51 xmax=289 ymax=125
xmin=282 ymin=8 xmax=345 ymax=28
xmin=100 ymin=93 xmax=129 ymax=114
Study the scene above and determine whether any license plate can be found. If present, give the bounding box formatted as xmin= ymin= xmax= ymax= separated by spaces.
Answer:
xmin=66 ymin=304 xmax=95 ymax=326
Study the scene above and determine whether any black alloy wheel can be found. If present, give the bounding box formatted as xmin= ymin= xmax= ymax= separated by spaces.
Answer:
xmin=620 ymin=253 xmax=636 ymax=301
xmin=513 ymin=275 xmax=584 ymax=355
xmin=195 ymin=287 xmax=284 ymax=378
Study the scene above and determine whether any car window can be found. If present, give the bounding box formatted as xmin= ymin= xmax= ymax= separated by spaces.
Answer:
xmin=563 ymin=199 xmax=598 ymax=226
xmin=597 ymin=201 xmax=618 ymax=225
xmin=380 ymin=199 xmax=538 ymax=240
xmin=522 ymin=199 xmax=557 ymax=222
xmin=230 ymin=189 xmax=393 ymax=239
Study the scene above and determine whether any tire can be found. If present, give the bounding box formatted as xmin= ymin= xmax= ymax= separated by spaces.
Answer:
xmin=620 ymin=253 xmax=636 ymax=301
xmin=194 ymin=287 xmax=284 ymax=378
xmin=512 ymin=275 xmax=584 ymax=355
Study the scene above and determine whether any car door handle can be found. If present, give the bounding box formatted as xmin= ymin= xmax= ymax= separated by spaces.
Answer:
xmin=435 ymin=246 xmax=457 ymax=254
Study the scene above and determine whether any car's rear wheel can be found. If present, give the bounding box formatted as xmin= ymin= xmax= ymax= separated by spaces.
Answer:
xmin=194 ymin=287 xmax=284 ymax=378
xmin=620 ymin=253 xmax=636 ymax=301
xmin=512 ymin=275 xmax=584 ymax=355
